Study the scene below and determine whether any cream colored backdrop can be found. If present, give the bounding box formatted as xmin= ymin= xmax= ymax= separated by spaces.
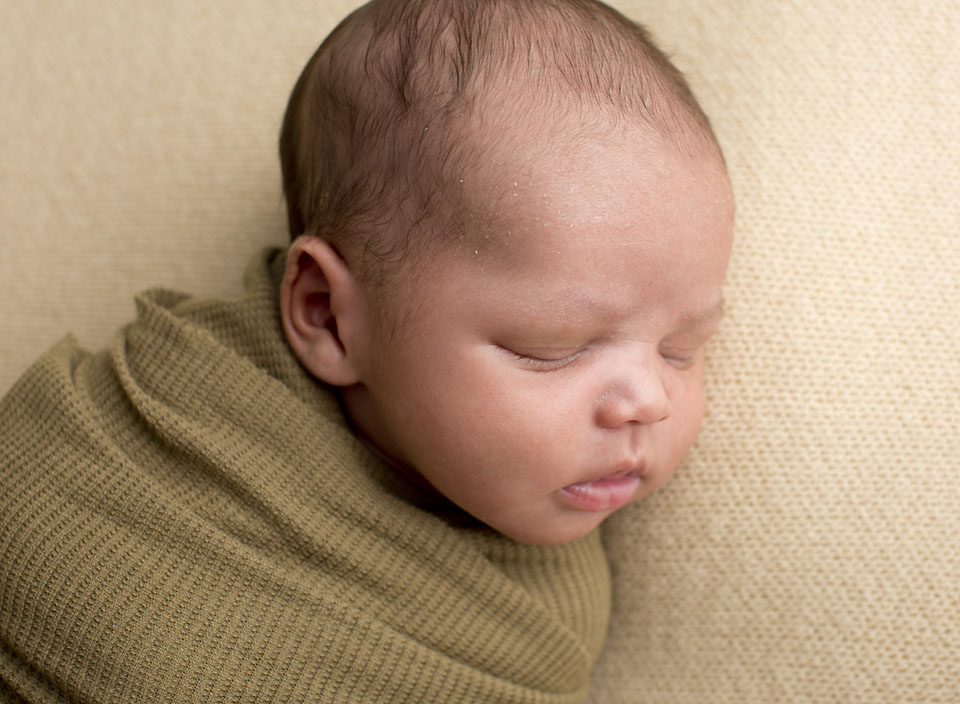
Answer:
xmin=2 ymin=2 xmax=958 ymax=702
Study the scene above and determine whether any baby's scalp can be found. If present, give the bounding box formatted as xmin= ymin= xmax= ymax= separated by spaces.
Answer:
xmin=279 ymin=0 xmax=723 ymax=286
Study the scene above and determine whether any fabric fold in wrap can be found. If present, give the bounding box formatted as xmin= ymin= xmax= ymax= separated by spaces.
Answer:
xmin=0 ymin=248 xmax=611 ymax=703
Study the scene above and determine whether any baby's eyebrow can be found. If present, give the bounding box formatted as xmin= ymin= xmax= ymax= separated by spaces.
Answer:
xmin=677 ymin=298 xmax=725 ymax=329
xmin=526 ymin=292 xmax=621 ymax=321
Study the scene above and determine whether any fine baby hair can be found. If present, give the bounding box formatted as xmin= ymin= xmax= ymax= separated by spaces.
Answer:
xmin=279 ymin=0 xmax=720 ymax=279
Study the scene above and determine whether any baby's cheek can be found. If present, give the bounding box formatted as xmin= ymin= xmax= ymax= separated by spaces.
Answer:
xmin=669 ymin=379 xmax=707 ymax=447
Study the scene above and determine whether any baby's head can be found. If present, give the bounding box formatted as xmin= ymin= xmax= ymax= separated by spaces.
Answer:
xmin=279 ymin=0 xmax=734 ymax=545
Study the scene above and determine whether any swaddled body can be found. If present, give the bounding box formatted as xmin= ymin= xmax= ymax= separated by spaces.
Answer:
xmin=0 ymin=251 xmax=610 ymax=702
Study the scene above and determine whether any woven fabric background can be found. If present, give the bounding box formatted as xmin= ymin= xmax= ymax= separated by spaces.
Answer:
xmin=2 ymin=1 xmax=958 ymax=702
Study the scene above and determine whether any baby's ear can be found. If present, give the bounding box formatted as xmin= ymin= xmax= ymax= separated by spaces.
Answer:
xmin=279 ymin=236 xmax=366 ymax=387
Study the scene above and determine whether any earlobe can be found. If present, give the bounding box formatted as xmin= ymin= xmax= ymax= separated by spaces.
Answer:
xmin=279 ymin=236 xmax=364 ymax=387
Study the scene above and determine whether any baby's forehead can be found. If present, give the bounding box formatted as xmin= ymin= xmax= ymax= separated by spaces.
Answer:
xmin=457 ymin=117 xmax=726 ymax=223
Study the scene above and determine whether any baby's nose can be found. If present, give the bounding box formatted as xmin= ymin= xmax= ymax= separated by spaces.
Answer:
xmin=594 ymin=348 xmax=670 ymax=429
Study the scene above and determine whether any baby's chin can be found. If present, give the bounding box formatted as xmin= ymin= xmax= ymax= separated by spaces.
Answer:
xmin=484 ymin=506 xmax=619 ymax=547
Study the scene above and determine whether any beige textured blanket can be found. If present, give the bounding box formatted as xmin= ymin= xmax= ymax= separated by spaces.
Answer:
xmin=2 ymin=1 xmax=958 ymax=701
xmin=0 ymin=250 xmax=610 ymax=703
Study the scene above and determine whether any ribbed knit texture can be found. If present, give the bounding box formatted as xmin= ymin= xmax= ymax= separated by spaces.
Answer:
xmin=0 ymin=249 xmax=611 ymax=703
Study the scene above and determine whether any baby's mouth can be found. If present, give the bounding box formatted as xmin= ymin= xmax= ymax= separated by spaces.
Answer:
xmin=558 ymin=472 xmax=642 ymax=513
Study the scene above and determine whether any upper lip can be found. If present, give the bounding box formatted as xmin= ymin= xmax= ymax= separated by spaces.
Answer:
xmin=615 ymin=456 xmax=647 ymax=476
xmin=579 ymin=460 xmax=647 ymax=484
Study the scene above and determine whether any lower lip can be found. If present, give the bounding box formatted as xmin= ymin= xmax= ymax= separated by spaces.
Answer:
xmin=558 ymin=474 xmax=642 ymax=513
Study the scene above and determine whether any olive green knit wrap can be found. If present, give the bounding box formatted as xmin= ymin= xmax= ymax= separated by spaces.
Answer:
xmin=0 ymin=248 xmax=610 ymax=703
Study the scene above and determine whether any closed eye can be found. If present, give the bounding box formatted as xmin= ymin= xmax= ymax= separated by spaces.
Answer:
xmin=498 ymin=346 xmax=583 ymax=372
xmin=658 ymin=347 xmax=699 ymax=370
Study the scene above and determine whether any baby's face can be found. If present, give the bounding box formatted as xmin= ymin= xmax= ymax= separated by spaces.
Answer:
xmin=345 ymin=129 xmax=734 ymax=545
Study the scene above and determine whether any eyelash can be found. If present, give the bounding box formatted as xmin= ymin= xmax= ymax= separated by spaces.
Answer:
xmin=502 ymin=347 xmax=583 ymax=372
xmin=659 ymin=349 xmax=697 ymax=369
xmin=502 ymin=345 xmax=699 ymax=372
